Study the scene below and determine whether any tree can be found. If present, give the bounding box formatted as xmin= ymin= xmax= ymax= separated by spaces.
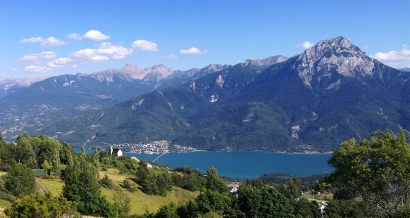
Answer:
xmin=293 ymin=198 xmax=321 ymax=218
xmin=196 ymin=190 xmax=232 ymax=215
xmin=0 ymin=132 xmax=6 ymax=148
xmin=287 ymin=177 xmax=302 ymax=200
xmin=259 ymin=187 xmax=294 ymax=217
xmin=10 ymin=134 xmax=34 ymax=164
xmin=155 ymin=202 xmax=178 ymax=218
xmin=324 ymin=199 xmax=365 ymax=218
xmin=60 ymin=141 xmax=75 ymax=166
xmin=99 ymin=174 xmax=114 ymax=189
xmin=205 ymin=166 xmax=229 ymax=193
xmin=113 ymin=189 xmax=131 ymax=216
xmin=237 ymin=184 xmax=294 ymax=217
xmin=4 ymin=164 xmax=36 ymax=196
xmin=30 ymin=135 xmax=63 ymax=170
xmin=5 ymin=192 xmax=80 ymax=218
xmin=325 ymin=129 xmax=410 ymax=217
xmin=92 ymin=148 xmax=100 ymax=179
xmin=42 ymin=159 xmax=51 ymax=176
xmin=62 ymin=167 xmax=120 ymax=217
xmin=51 ymin=148 xmax=61 ymax=177
xmin=79 ymin=145 xmax=87 ymax=172
xmin=237 ymin=184 xmax=262 ymax=217
xmin=176 ymin=200 xmax=199 ymax=218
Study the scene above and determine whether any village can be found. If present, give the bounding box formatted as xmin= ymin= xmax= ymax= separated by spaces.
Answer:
xmin=107 ymin=140 xmax=199 ymax=154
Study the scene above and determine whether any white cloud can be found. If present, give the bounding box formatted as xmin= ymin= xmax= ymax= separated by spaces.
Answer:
xmin=68 ymin=30 xmax=110 ymax=41
xmin=24 ymin=42 xmax=134 ymax=73
xmin=132 ymin=40 xmax=158 ymax=51
xmin=371 ymin=45 xmax=410 ymax=68
xmin=24 ymin=65 xmax=51 ymax=72
xmin=47 ymin=58 xmax=81 ymax=69
xmin=72 ymin=42 xmax=134 ymax=60
xmin=180 ymin=47 xmax=208 ymax=55
xmin=157 ymin=54 xmax=178 ymax=60
xmin=8 ymin=68 xmax=18 ymax=72
xmin=296 ymin=41 xmax=314 ymax=49
xmin=72 ymin=48 xmax=109 ymax=61
xmin=67 ymin=33 xmax=81 ymax=40
xmin=20 ymin=37 xmax=68 ymax=46
xmin=19 ymin=51 xmax=56 ymax=63
xmin=24 ymin=58 xmax=82 ymax=73
xmin=98 ymin=42 xmax=134 ymax=59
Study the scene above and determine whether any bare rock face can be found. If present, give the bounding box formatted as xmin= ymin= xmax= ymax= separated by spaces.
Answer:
xmin=244 ymin=55 xmax=288 ymax=66
xmin=144 ymin=64 xmax=174 ymax=80
xmin=296 ymin=36 xmax=375 ymax=87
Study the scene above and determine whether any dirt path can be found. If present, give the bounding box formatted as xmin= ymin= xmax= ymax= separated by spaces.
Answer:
xmin=35 ymin=178 xmax=49 ymax=196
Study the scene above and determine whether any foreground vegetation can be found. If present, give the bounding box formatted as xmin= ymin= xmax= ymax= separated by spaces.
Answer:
xmin=0 ymin=129 xmax=408 ymax=217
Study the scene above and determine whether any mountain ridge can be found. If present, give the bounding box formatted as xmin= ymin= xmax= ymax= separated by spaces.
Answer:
xmin=35 ymin=36 xmax=410 ymax=152
xmin=0 ymin=56 xmax=279 ymax=140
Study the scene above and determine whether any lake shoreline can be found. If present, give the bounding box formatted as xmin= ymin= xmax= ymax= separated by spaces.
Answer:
xmin=75 ymin=148 xmax=333 ymax=179
xmin=125 ymin=149 xmax=334 ymax=155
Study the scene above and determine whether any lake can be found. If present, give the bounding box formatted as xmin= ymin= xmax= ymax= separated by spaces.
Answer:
xmin=77 ymin=148 xmax=333 ymax=180
xmin=132 ymin=151 xmax=333 ymax=179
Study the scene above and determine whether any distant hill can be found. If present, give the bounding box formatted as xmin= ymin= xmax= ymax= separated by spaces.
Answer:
xmin=258 ymin=173 xmax=327 ymax=187
xmin=37 ymin=37 xmax=410 ymax=152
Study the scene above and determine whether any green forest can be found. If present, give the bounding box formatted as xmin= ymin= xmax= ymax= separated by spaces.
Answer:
xmin=0 ymin=129 xmax=408 ymax=217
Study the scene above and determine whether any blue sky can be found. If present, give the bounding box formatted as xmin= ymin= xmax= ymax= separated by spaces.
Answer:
xmin=1 ymin=0 xmax=409 ymax=78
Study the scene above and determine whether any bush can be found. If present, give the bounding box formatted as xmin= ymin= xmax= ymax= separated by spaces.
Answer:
xmin=121 ymin=179 xmax=138 ymax=193
xmin=99 ymin=174 xmax=114 ymax=189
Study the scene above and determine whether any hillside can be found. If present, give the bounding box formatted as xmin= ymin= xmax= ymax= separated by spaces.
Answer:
xmin=32 ymin=168 xmax=198 ymax=215
xmin=39 ymin=37 xmax=410 ymax=152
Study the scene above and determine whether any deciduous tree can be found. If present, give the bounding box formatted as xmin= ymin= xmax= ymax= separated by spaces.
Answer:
xmin=326 ymin=129 xmax=410 ymax=217
xmin=4 ymin=164 xmax=36 ymax=196
xmin=205 ymin=166 xmax=229 ymax=193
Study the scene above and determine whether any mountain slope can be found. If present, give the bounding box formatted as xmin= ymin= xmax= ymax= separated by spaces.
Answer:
xmin=39 ymin=62 xmax=277 ymax=146
xmin=172 ymin=37 xmax=408 ymax=151
xmin=37 ymin=37 xmax=410 ymax=151
xmin=0 ymin=63 xmax=231 ymax=140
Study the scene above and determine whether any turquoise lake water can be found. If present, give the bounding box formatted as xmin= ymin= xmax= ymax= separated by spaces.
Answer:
xmin=78 ymin=148 xmax=333 ymax=180
xmin=131 ymin=151 xmax=333 ymax=179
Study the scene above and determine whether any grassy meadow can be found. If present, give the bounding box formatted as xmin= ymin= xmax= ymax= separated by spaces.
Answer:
xmin=2 ymin=168 xmax=199 ymax=216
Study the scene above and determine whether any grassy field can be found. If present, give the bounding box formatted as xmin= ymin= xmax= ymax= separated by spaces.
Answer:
xmin=31 ymin=168 xmax=199 ymax=215
xmin=302 ymin=193 xmax=333 ymax=200
xmin=37 ymin=177 xmax=65 ymax=196
xmin=99 ymin=168 xmax=198 ymax=215
xmin=0 ymin=168 xmax=199 ymax=216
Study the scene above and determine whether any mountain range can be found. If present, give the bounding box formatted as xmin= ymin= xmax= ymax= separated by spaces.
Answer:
xmin=1 ymin=37 xmax=409 ymax=152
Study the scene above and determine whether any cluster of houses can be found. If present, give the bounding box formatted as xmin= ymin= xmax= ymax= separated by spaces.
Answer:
xmin=108 ymin=140 xmax=170 ymax=154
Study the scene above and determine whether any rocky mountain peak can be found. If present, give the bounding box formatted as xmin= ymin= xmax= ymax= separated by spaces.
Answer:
xmin=122 ymin=63 xmax=142 ymax=72
xmin=119 ymin=63 xmax=147 ymax=79
xmin=244 ymin=55 xmax=288 ymax=66
xmin=296 ymin=36 xmax=375 ymax=86
xmin=0 ymin=77 xmax=48 ymax=98
xmin=204 ymin=64 xmax=229 ymax=72
xmin=144 ymin=64 xmax=174 ymax=79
